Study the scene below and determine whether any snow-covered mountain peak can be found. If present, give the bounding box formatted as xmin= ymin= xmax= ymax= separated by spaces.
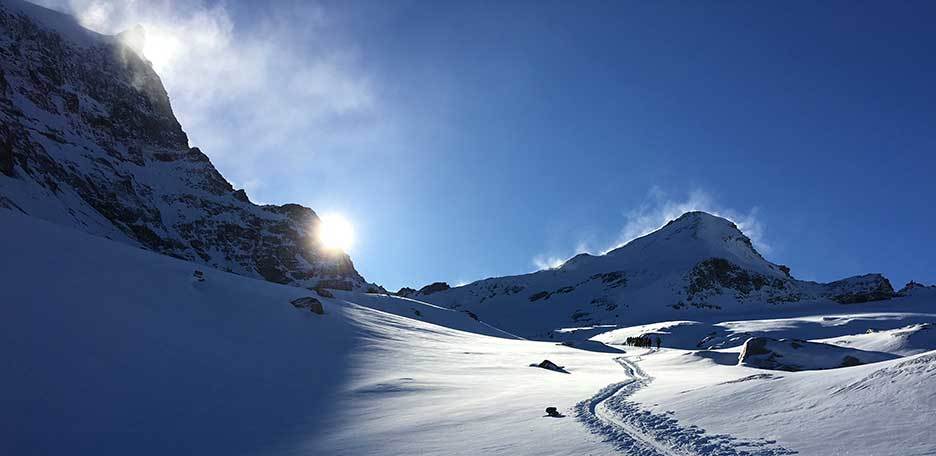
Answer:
xmin=570 ymin=211 xmax=776 ymax=280
xmin=414 ymin=210 xmax=896 ymax=337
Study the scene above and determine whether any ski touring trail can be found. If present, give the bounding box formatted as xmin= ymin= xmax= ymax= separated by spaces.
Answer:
xmin=575 ymin=350 xmax=797 ymax=456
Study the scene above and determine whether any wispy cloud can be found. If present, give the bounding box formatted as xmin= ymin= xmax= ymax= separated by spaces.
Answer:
xmin=608 ymin=187 xmax=770 ymax=254
xmin=530 ymin=187 xmax=770 ymax=271
xmin=35 ymin=0 xmax=382 ymax=199
xmin=531 ymin=255 xmax=566 ymax=271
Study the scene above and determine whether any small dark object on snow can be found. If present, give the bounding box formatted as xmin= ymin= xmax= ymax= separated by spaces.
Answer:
xmin=530 ymin=359 xmax=569 ymax=373
xmin=193 ymin=270 xmax=205 ymax=282
xmin=291 ymin=297 xmax=325 ymax=315
xmin=545 ymin=407 xmax=564 ymax=418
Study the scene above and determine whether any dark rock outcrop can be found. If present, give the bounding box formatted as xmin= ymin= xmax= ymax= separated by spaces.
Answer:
xmin=824 ymin=274 xmax=895 ymax=304
xmin=738 ymin=337 xmax=896 ymax=371
xmin=290 ymin=297 xmax=324 ymax=314
xmin=418 ymin=282 xmax=451 ymax=295
xmin=395 ymin=287 xmax=417 ymax=297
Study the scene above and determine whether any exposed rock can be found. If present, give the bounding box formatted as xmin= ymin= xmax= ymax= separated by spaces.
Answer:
xmin=418 ymin=282 xmax=450 ymax=295
xmin=544 ymin=407 xmax=563 ymax=417
xmin=824 ymin=274 xmax=895 ymax=304
xmin=738 ymin=337 xmax=896 ymax=371
xmin=395 ymin=287 xmax=417 ymax=298
xmin=290 ymin=297 xmax=324 ymax=314
xmin=530 ymin=359 xmax=568 ymax=373
xmin=687 ymin=258 xmax=785 ymax=299
xmin=0 ymin=131 xmax=11 ymax=176
xmin=232 ymin=189 xmax=249 ymax=203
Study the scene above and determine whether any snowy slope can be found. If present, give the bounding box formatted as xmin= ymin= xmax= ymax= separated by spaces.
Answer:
xmin=417 ymin=212 xmax=896 ymax=338
xmin=0 ymin=0 xmax=369 ymax=290
xmin=4 ymin=208 xmax=936 ymax=455
xmin=0 ymin=209 xmax=631 ymax=455
xmin=619 ymin=347 xmax=936 ymax=455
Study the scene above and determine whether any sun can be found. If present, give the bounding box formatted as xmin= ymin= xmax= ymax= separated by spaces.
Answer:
xmin=141 ymin=25 xmax=181 ymax=74
xmin=317 ymin=214 xmax=355 ymax=252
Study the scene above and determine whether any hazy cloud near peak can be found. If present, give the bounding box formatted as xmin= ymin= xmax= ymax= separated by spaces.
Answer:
xmin=531 ymin=187 xmax=770 ymax=272
xmin=35 ymin=0 xmax=383 ymax=199
xmin=609 ymin=187 xmax=770 ymax=254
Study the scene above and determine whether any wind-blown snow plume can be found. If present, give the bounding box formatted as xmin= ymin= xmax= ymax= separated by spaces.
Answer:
xmin=531 ymin=188 xmax=769 ymax=271
xmin=608 ymin=187 xmax=770 ymax=254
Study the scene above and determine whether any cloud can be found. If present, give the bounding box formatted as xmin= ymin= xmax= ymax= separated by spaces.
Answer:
xmin=531 ymin=187 xmax=770 ymax=271
xmin=608 ymin=187 xmax=770 ymax=254
xmin=532 ymin=255 xmax=565 ymax=271
xmin=34 ymin=0 xmax=382 ymax=198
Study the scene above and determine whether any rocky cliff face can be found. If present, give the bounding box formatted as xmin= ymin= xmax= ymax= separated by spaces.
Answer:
xmin=416 ymin=211 xmax=898 ymax=338
xmin=0 ymin=0 xmax=368 ymax=290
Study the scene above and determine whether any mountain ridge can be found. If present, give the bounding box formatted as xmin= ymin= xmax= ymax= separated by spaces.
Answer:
xmin=411 ymin=211 xmax=897 ymax=338
xmin=0 ymin=0 xmax=372 ymax=291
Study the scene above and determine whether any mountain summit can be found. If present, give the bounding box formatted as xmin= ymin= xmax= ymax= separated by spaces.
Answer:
xmin=0 ymin=0 xmax=369 ymax=290
xmin=417 ymin=211 xmax=894 ymax=338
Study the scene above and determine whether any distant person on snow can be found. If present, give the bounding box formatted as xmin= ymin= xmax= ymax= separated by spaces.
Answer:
xmin=655 ymin=337 xmax=661 ymax=349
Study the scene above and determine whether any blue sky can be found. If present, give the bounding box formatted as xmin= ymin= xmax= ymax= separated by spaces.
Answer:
xmin=45 ymin=0 xmax=935 ymax=291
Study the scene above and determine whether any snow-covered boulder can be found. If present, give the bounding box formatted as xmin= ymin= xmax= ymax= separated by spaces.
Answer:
xmin=738 ymin=337 xmax=897 ymax=371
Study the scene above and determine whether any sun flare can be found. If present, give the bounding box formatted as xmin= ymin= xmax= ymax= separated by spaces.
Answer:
xmin=317 ymin=214 xmax=355 ymax=252
xmin=141 ymin=26 xmax=181 ymax=74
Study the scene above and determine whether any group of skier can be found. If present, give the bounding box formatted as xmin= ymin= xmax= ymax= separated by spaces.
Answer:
xmin=624 ymin=335 xmax=662 ymax=349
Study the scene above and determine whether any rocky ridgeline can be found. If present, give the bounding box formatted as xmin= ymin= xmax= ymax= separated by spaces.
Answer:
xmin=0 ymin=0 xmax=370 ymax=290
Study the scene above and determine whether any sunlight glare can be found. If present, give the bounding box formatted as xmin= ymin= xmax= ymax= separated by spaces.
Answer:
xmin=317 ymin=214 xmax=355 ymax=252
xmin=141 ymin=26 xmax=181 ymax=74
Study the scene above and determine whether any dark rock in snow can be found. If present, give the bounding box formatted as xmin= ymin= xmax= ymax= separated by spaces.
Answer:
xmin=418 ymin=282 xmax=451 ymax=295
xmin=824 ymin=274 xmax=895 ymax=304
xmin=290 ymin=297 xmax=324 ymax=315
xmin=531 ymin=359 xmax=568 ymax=373
xmin=738 ymin=337 xmax=897 ymax=371
xmin=545 ymin=407 xmax=564 ymax=417
xmin=395 ymin=287 xmax=417 ymax=297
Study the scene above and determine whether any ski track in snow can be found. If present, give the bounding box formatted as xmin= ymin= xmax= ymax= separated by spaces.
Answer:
xmin=576 ymin=350 xmax=797 ymax=456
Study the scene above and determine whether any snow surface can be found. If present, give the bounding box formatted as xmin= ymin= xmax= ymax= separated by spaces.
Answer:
xmin=0 ymin=209 xmax=624 ymax=455
xmin=4 ymin=207 xmax=936 ymax=455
